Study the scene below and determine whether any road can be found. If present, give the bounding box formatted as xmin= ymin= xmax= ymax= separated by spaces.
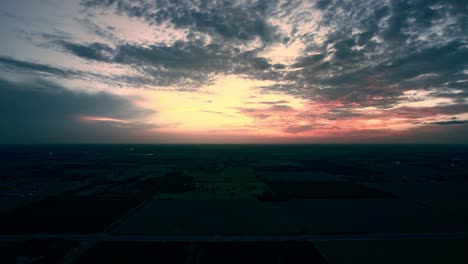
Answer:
xmin=1 ymin=232 xmax=467 ymax=242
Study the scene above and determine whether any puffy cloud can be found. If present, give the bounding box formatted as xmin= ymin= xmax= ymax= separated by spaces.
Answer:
xmin=0 ymin=0 xmax=467 ymax=142
xmin=82 ymin=0 xmax=277 ymax=42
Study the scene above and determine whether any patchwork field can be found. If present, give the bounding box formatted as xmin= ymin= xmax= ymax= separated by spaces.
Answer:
xmin=0 ymin=144 xmax=467 ymax=262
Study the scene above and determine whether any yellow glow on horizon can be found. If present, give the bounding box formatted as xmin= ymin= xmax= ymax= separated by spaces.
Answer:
xmin=100 ymin=75 xmax=453 ymax=139
xmin=133 ymin=75 xmax=307 ymax=135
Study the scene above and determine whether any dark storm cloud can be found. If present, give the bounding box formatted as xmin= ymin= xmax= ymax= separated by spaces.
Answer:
xmin=0 ymin=78 xmax=153 ymax=143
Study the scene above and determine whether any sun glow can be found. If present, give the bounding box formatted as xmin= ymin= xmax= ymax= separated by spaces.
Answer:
xmin=131 ymin=75 xmax=307 ymax=135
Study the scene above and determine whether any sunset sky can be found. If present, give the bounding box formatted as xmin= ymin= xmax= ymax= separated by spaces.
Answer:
xmin=1 ymin=0 xmax=467 ymax=143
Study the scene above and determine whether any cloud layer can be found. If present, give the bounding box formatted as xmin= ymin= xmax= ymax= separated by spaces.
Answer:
xmin=0 ymin=0 xmax=467 ymax=143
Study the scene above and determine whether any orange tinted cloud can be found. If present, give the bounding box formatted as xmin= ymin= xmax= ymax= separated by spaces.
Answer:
xmin=77 ymin=115 xmax=130 ymax=124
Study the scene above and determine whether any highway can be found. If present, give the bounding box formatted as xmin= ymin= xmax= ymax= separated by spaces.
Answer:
xmin=1 ymin=232 xmax=467 ymax=242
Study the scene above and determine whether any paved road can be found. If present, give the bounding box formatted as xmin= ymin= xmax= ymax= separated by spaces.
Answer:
xmin=1 ymin=232 xmax=467 ymax=242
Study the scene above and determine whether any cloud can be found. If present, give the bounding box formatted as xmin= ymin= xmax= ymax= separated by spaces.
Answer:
xmin=237 ymin=104 xmax=295 ymax=116
xmin=385 ymin=104 xmax=468 ymax=119
xmin=50 ymin=38 xmax=283 ymax=87
xmin=427 ymin=120 xmax=468 ymax=125
xmin=269 ymin=104 xmax=294 ymax=112
xmin=0 ymin=56 xmax=80 ymax=79
xmin=284 ymin=125 xmax=315 ymax=134
xmin=200 ymin=110 xmax=235 ymax=118
xmin=1 ymin=0 xmax=467 ymax=142
xmin=81 ymin=0 xmax=277 ymax=43
xmin=62 ymin=0 xmax=468 ymax=111
xmin=247 ymin=100 xmax=289 ymax=105
xmin=0 ymin=77 xmax=153 ymax=143
xmin=0 ymin=55 xmax=160 ymax=90
xmin=320 ymin=108 xmax=364 ymax=120
xmin=77 ymin=115 xmax=131 ymax=123
xmin=58 ymin=41 xmax=114 ymax=62
xmin=253 ymin=114 xmax=270 ymax=120
xmin=274 ymin=0 xmax=468 ymax=109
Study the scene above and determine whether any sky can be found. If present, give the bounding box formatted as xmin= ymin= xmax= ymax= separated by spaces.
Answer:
xmin=0 ymin=0 xmax=467 ymax=143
